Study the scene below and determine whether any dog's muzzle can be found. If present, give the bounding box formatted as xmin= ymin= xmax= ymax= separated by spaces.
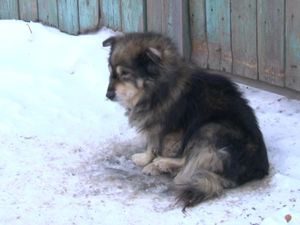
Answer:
xmin=106 ymin=90 xmax=116 ymax=100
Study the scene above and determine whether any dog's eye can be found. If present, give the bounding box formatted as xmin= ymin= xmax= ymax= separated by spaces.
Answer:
xmin=120 ymin=71 xmax=132 ymax=80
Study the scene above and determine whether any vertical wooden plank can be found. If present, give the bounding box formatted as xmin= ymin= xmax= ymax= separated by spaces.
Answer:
xmin=206 ymin=0 xmax=232 ymax=72
xmin=58 ymin=0 xmax=79 ymax=35
xmin=146 ymin=0 xmax=163 ymax=33
xmin=19 ymin=0 xmax=38 ymax=21
xmin=257 ymin=0 xmax=285 ymax=86
xmin=37 ymin=0 xmax=58 ymax=27
xmin=162 ymin=0 xmax=190 ymax=58
xmin=121 ymin=0 xmax=146 ymax=32
xmin=231 ymin=0 xmax=257 ymax=79
xmin=286 ymin=0 xmax=300 ymax=91
xmin=100 ymin=0 xmax=110 ymax=27
xmin=79 ymin=0 xmax=99 ymax=33
xmin=100 ymin=0 xmax=122 ymax=30
xmin=0 ymin=0 xmax=19 ymax=19
xmin=190 ymin=0 xmax=207 ymax=68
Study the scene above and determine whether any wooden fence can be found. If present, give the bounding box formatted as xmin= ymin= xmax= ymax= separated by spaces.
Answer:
xmin=0 ymin=0 xmax=300 ymax=92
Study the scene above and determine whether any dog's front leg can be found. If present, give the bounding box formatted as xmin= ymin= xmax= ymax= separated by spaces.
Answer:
xmin=132 ymin=136 xmax=158 ymax=167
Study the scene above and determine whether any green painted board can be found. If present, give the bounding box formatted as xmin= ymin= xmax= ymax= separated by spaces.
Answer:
xmin=38 ymin=0 xmax=58 ymax=27
xmin=231 ymin=0 xmax=257 ymax=79
xmin=121 ymin=0 xmax=146 ymax=32
xmin=79 ymin=0 xmax=99 ymax=33
xmin=257 ymin=0 xmax=285 ymax=86
xmin=100 ymin=0 xmax=121 ymax=30
xmin=189 ymin=0 xmax=207 ymax=68
xmin=286 ymin=0 xmax=300 ymax=91
xmin=58 ymin=0 xmax=79 ymax=35
xmin=19 ymin=0 xmax=38 ymax=21
xmin=146 ymin=0 xmax=163 ymax=33
xmin=0 ymin=0 xmax=19 ymax=19
xmin=206 ymin=0 xmax=232 ymax=72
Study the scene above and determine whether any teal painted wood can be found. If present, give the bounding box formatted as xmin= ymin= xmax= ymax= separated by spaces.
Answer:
xmin=58 ymin=0 xmax=79 ymax=35
xmin=190 ymin=0 xmax=207 ymax=68
xmin=286 ymin=0 xmax=300 ymax=91
xmin=257 ymin=0 xmax=285 ymax=86
xmin=100 ymin=0 xmax=121 ymax=30
xmin=206 ymin=0 xmax=232 ymax=72
xmin=0 ymin=0 xmax=19 ymax=19
xmin=79 ymin=0 xmax=99 ymax=33
xmin=121 ymin=0 xmax=146 ymax=32
xmin=19 ymin=0 xmax=38 ymax=21
xmin=38 ymin=0 xmax=58 ymax=27
xmin=231 ymin=0 xmax=257 ymax=79
xmin=146 ymin=0 xmax=163 ymax=33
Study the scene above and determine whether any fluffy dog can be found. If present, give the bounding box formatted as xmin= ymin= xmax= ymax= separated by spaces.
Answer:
xmin=103 ymin=32 xmax=269 ymax=210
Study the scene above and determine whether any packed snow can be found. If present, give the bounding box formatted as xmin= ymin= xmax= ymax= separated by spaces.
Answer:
xmin=0 ymin=20 xmax=299 ymax=225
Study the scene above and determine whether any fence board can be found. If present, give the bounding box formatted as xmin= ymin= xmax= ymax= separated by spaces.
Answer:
xmin=100 ymin=0 xmax=121 ymax=30
xmin=19 ymin=0 xmax=38 ymax=21
xmin=146 ymin=0 xmax=163 ymax=33
xmin=58 ymin=0 xmax=79 ymax=35
xmin=38 ymin=0 xmax=58 ymax=27
xmin=257 ymin=0 xmax=285 ymax=86
xmin=231 ymin=0 xmax=257 ymax=79
xmin=190 ymin=0 xmax=207 ymax=68
xmin=121 ymin=0 xmax=146 ymax=32
xmin=162 ymin=0 xmax=190 ymax=58
xmin=286 ymin=1 xmax=300 ymax=92
xmin=206 ymin=0 xmax=232 ymax=72
xmin=79 ymin=0 xmax=99 ymax=33
xmin=0 ymin=0 xmax=19 ymax=19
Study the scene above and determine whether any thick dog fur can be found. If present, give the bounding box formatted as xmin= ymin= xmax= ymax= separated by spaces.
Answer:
xmin=103 ymin=32 xmax=269 ymax=210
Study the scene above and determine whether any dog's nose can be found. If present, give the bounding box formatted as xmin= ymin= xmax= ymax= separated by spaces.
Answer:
xmin=106 ymin=91 xmax=115 ymax=100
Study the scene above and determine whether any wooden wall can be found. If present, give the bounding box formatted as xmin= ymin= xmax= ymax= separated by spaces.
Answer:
xmin=0 ymin=0 xmax=300 ymax=92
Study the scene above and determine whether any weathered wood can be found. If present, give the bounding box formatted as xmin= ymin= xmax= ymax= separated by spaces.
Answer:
xmin=37 ymin=0 xmax=58 ymax=27
xmin=146 ymin=0 xmax=163 ymax=33
xmin=231 ymin=0 xmax=257 ymax=79
xmin=286 ymin=0 xmax=300 ymax=92
xmin=79 ymin=0 xmax=99 ymax=33
xmin=19 ymin=0 xmax=38 ymax=22
xmin=206 ymin=0 xmax=232 ymax=72
xmin=162 ymin=0 xmax=190 ymax=58
xmin=121 ymin=0 xmax=146 ymax=32
xmin=190 ymin=0 xmax=207 ymax=68
xmin=257 ymin=0 xmax=285 ymax=86
xmin=100 ymin=0 xmax=122 ymax=30
xmin=57 ymin=0 xmax=79 ymax=35
xmin=0 ymin=0 xmax=19 ymax=19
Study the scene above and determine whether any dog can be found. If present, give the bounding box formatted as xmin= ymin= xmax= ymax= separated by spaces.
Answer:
xmin=102 ymin=32 xmax=269 ymax=210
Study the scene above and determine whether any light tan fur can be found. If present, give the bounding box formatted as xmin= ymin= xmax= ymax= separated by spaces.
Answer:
xmin=115 ymin=82 xmax=143 ymax=109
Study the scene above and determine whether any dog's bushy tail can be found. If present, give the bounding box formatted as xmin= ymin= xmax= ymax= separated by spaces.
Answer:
xmin=174 ymin=168 xmax=235 ymax=211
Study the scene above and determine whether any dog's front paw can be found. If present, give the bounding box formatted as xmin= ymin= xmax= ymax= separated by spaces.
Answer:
xmin=153 ymin=157 xmax=172 ymax=173
xmin=142 ymin=163 xmax=161 ymax=176
xmin=132 ymin=152 xmax=153 ymax=167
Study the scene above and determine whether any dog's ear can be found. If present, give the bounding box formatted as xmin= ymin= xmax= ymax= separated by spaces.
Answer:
xmin=102 ymin=36 xmax=116 ymax=47
xmin=145 ymin=47 xmax=162 ymax=64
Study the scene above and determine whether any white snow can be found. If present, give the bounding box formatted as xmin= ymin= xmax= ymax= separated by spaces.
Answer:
xmin=0 ymin=20 xmax=299 ymax=225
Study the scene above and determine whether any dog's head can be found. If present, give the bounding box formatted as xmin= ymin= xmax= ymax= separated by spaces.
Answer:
xmin=102 ymin=33 xmax=179 ymax=110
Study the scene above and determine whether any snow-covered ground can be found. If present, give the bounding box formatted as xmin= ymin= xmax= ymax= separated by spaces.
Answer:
xmin=0 ymin=20 xmax=299 ymax=225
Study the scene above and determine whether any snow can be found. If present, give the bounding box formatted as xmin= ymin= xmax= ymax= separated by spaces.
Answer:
xmin=0 ymin=20 xmax=299 ymax=225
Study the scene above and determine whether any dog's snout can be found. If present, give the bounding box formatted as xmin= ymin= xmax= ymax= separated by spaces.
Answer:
xmin=106 ymin=90 xmax=116 ymax=100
